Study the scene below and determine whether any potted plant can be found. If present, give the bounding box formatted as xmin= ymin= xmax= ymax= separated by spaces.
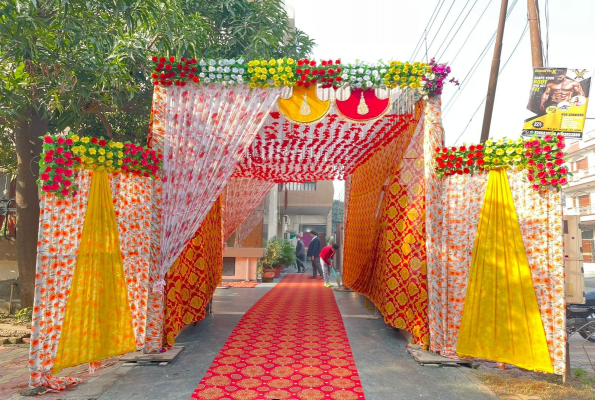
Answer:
xmin=268 ymin=238 xmax=296 ymax=278
xmin=258 ymin=240 xmax=281 ymax=282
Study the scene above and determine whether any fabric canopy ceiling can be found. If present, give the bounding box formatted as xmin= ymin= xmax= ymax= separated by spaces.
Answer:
xmin=233 ymin=88 xmax=420 ymax=183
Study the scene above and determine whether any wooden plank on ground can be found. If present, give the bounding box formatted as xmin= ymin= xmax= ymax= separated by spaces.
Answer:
xmin=120 ymin=346 xmax=184 ymax=365
xmin=406 ymin=344 xmax=472 ymax=366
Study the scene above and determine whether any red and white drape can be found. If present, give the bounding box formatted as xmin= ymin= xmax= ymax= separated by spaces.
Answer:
xmin=223 ymin=178 xmax=274 ymax=241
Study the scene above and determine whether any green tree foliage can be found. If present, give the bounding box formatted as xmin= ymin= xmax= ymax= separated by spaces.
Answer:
xmin=332 ymin=199 xmax=344 ymax=232
xmin=0 ymin=0 xmax=314 ymax=307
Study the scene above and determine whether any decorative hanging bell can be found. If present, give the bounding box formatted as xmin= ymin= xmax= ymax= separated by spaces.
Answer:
xmin=299 ymin=93 xmax=311 ymax=116
xmin=357 ymin=92 xmax=369 ymax=115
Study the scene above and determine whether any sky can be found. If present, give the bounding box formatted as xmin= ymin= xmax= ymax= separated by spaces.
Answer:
xmin=285 ymin=0 xmax=595 ymax=200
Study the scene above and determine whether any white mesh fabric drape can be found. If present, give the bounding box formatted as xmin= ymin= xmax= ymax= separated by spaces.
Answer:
xmin=155 ymin=85 xmax=281 ymax=292
xmin=223 ymin=177 xmax=274 ymax=241
xmin=236 ymin=203 xmax=266 ymax=244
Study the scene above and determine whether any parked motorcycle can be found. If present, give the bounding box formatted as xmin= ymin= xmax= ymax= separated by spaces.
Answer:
xmin=567 ymin=291 xmax=595 ymax=341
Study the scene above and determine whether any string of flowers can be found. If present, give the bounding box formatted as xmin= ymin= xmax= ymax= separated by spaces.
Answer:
xmin=150 ymin=56 xmax=452 ymax=96
xmin=435 ymin=135 xmax=568 ymax=191
xmin=39 ymin=134 xmax=163 ymax=197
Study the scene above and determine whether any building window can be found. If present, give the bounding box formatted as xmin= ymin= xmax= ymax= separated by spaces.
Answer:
xmin=579 ymin=194 xmax=591 ymax=207
xmin=583 ymin=229 xmax=593 ymax=240
xmin=576 ymin=158 xmax=588 ymax=170
xmin=281 ymin=182 xmax=317 ymax=191
xmin=222 ymin=257 xmax=236 ymax=276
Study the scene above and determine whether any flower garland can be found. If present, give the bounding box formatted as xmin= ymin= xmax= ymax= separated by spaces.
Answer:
xmin=39 ymin=134 xmax=163 ymax=197
xmin=435 ymin=135 xmax=568 ymax=190
xmin=150 ymin=56 xmax=451 ymax=96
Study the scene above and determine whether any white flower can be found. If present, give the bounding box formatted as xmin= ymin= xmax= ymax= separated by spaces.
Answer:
xmin=232 ymin=67 xmax=239 ymax=73
xmin=217 ymin=67 xmax=223 ymax=73
xmin=358 ymin=68 xmax=364 ymax=74
xmin=224 ymin=67 xmax=231 ymax=73
xmin=380 ymin=68 xmax=387 ymax=74
xmin=350 ymin=76 xmax=357 ymax=82
xmin=208 ymin=66 xmax=215 ymax=72
xmin=204 ymin=77 xmax=211 ymax=83
xmin=218 ymin=59 xmax=225 ymax=66
xmin=223 ymin=75 xmax=230 ymax=80
xmin=199 ymin=73 xmax=206 ymax=78
xmin=216 ymin=73 xmax=222 ymax=79
xmin=357 ymin=77 xmax=363 ymax=82
xmin=229 ymin=59 xmax=236 ymax=65
xmin=237 ymin=77 xmax=244 ymax=84
xmin=431 ymin=74 xmax=436 ymax=80
xmin=363 ymin=75 xmax=370 ymax=81
xmin=365 ymin=69 xmax=372 ymax=75
xmin=208 ymin=59 xmax=216 ymax=66
xmin=342 ymin=74 xmax=348 ymax=80
xmin=355 ymin=82 xmax=362 ymax=88
xmin=237 ymin=58 xmax=244 ymax=64
xmin=209 ymin=73 xmax=216 ymax=79
xmin=231 ymin=74 xmax=237 ymax=80
xmin=199 ymin=60 xmax=206 ymax=66
xmin=238 ymin=68 xmax=244 ymax=74
xmin=366 ymin=81 xmax=373 ymax=87
xmin=420 ymin=80 xmax=427 ymax=87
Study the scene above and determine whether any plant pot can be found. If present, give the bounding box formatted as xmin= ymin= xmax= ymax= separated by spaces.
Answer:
xmin=262 ymin=270 xmax=275 ymax=282
xmin=273 ymin=265 xmax=284 ymax=278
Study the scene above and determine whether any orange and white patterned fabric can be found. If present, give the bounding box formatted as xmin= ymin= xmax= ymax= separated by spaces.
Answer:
xmin=29 ymin=171 xmax=156 ymax=390
xmin=163 ymin=196 xmax=223 ymax=348
xmin=427 ymin=169 xmax=565 ymax=375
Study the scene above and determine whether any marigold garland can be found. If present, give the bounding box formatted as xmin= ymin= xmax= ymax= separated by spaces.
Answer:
xmin=150 ymin=56 xmax=452 ymax=96
xmin=38 ymin=134 xmax=163 ymax=197
xmin=435 ymin=134 xmax=568 ymax=191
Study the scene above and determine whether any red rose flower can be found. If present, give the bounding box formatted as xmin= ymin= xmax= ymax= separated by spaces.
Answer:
xmin=40 ymin=173 xmax=49 ymax=181
xmin=304 ymin=82 xmax=311 ymax=88
xmin=65 ymin=138 xmax=74 ymax=145
xmin=63 ymin=152 xmax=72 ymax=159
xmin=475 ymin=151 xmax=482 ymax=158
xmin=328 ymin=69 xmax=334 ymax=75
xmin=451 ymin=146 xmax=457 ymax=151
xmin=336 ymin=59 xmax=341 ymax=64
xmin=169 ymin=56 xmax=175 ymax=63
xmin=53 ymin=175 xmax=63 ymax=183
xmin=152 ymin=56 xmax=158 ymax=62
xmin=435 ymin=147 xmax=441 ymax=152
xmin=448 ymin=154 xmax=455 ymax=161
xmin=44 ymin=154 xmax=53 ymax=163
xmin=321 ymin=60 xmax=327 ymax=66
xmin=180 ymin=72 xmax=185 ymax=78
xmin=556 ymin=142 xmax=566 ymax=149
xmin=546 ymin=162 xmax=554 ymax=169
xmin=528 ymin=159 xmax=535 ymax=166
xmin=337 ymin=68 xmax=342 ymax=73
xmin=544 ymin=153 xmax=552 ymax=160
xmin=336 ymin=76 xmax=343 ymax=82
xmin=65 ymin=159 xmax=74 ymax=167
xmin=533 ymin=184 xmax=540 ymax=191
xmin=91 ymin=137 xmax=98 ymax=144
xmin=555 ymin=158 xmax=564 ymax=165
xmin=544 ymin=134 xmax=553 ymax=141
xmin=559 ymin=177 xmax=568 ymax=185
xmin=534 ymin=147 xmax=543 ymax=155
xmin=550 ymin=178 xmax=558 ymax=185
xmin=537 ymin=171 xmax=546 ymax=178
xmin=446 ymin=161 xmax=453 ymax=168
xmin=536 ymin=163 xmax=545 ymax=170
xmin=466 ymin=159 xmax=473 ymax=166
xmin=297 ymin=81 xmax=303 ymax=86
xmin=476 ymin=144 xmax=484 ymax=150
xmin=159 ymin=57 xmax=165 ymax=62
xmin=297 ymin=60 xmax=304 ymax=66
xmin=467 ymin=152 xmax=474 ymax=159
xmin=463 ymin=167 xmax=470 ymax=174
xmin=64 ymin=169 xmax=73 ymax=177
xmin=477 ymin=159 xmax=485 ymax=165
xmin=310 ymin=61 xmax=316 ymax=66
xmin=455 ymin=162 xmax=462 ymax=168
xmin=528 ymin=174 xmax=534 ymax=181
xmin=532 ymin=139 xmax=540 ymax=147
xmin=438 ymin=162 xmax=446 ymax=169
xmin=98 ymin=139 xmax=107 ymax=147
xmin=56 ymin=147 xmax=63 ymax=154
xmin=540 ymin=178 xmax=549 ymax=185
xmin=459 ymin=146 xmax=466 ymax=152
xmin=548 ymin=169 xmax=556 ymax=176
xmin=61 ymin=188 xmax=69 ymax=196
xmin=165 ymin=64 xmax=172 ymax=71
xmin=43 ymin=136 xmax=54 ymax=144
xmin=442 ymin=147 xmax=448 ymax=153
xmin=193 ymin=77 xmax=199 ymax=83
xmin=456 ymin=170 xmax=463 ymax=175
xmin=543 ymin=145 xmax=552 ymax=153
xmin=560 ymin=167 xmax=568 ymax=174
xmin=63 ymin=180 xmax=72 ymax=187
xmin=524 ymin=141 xmax=532 ymax=149
xmin=557 ymin=135 xmax=565 ymax=141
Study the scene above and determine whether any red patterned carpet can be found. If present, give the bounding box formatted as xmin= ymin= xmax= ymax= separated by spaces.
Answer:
xmin=191 ymin=274 xmax=366 ymax=400
xmin=219 ymin=281 xmax=261 ymax=288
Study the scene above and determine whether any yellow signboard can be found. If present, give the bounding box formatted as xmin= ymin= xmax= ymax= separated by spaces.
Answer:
xmin=522 ymin=68 xmax=591 ymax=139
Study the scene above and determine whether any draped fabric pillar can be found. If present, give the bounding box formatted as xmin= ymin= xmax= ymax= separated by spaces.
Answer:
xmin=236 ymin=203 xmax=266 ymax=245
xmin=163 ymin=196 xmax=223 ymax=348
xmin=53 ymin=171 xmax=136 ymax=373
xmin=144 ymin=84 xmax=280 ymax=351
xmin=223 ymin=178 xmax=274 ymax=241
xmin=456 ymin=169 xmax=553 ymax=373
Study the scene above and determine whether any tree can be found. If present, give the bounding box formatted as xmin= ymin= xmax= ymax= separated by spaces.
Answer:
xmin=332 ymin=199 xmax=344 ymax=233
xmin=0 ymin=0 xmax=315 ymax=307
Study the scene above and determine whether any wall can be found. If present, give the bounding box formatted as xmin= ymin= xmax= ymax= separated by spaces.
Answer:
xmin=222 ymin=247 xmax=264 ymax=281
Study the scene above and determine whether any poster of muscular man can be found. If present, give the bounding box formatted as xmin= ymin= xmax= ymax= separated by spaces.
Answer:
xmin=523 ymin=68 xmax=591 ymax=139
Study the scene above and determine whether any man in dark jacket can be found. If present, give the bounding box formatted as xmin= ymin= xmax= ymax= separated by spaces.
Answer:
xmin=306 ymin=231 xmax=323 ymax=279
xmin=295 ymin=234 xmax=306 ymax=273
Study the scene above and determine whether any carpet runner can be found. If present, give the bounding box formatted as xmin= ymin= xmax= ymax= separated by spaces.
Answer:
xmin=219 ymin=281 xmax=261 ymax=288
xmin=191 ymin=274 xmax=365 ymax=400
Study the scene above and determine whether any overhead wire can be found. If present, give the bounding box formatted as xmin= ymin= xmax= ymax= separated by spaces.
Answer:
xmin=449 ymin=0 xmax=494 ymax=66
xmin=437 ymin=0 xmax=479 ymax=61
xmin=544 ymin=0 xmax=550 ymax=67
xmin=411 ymin=0 xmax=447 ymax=61
xmin=442 ymin=0 xmax=520 ymax=115
xmin=425 ymin=0 xmax=458 ymax=56
xmin=452 ymin=20 xmax=529 ymax=145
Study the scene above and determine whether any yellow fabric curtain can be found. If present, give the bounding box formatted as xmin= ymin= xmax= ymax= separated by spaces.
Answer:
xmin=53 ymin=171 xmax=136 ymax=373
xmin=456 ymin=169 xmax=553 ymax=373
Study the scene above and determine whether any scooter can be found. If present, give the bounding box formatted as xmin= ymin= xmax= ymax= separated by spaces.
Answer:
xmin=567 ymin=291 xmax=595 ymax=341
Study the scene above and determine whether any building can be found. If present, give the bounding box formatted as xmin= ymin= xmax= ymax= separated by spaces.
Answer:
xmin=563 ymin=136 xmax=595 ymax=262
xmin=265 ymin=181 xmax=334 ymax=247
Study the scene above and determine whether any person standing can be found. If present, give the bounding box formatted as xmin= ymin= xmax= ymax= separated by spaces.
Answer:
xmin=319 ymin=244 xmax=339 ymax=287
xmin=295 ymin=234 xmax=306 ymax=273
xmin=307 ymin=231 xmax=323 ymax=279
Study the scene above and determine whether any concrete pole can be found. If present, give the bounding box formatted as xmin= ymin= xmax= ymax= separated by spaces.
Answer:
xmin=480 ymin=0 xmax=509 ymax=143
xmin=528 ymin=0 xmax=544 ymax=68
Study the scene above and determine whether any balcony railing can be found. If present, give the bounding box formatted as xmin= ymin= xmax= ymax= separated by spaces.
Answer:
xmin=568 ymin=167 xmax=595 ymax=183
xmin=567 ymin=206 xmax=595 ymax=215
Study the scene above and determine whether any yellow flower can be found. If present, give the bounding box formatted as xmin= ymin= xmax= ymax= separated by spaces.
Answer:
xmin=384 ymin=80 xmax=391 ymax=86
xmin=80 ymin=155 xmax=87 ymax=162
xmin=269 ymin=68 xmax=276 ymax=74
xmin=86 ymin=157 xmax=94 ymax=163
xmin=409 ymin=76 xmax=416 ymax=81
xmin=277 ymin=66 xmax=283 ymax=73
xmin=517 ymin=164 xmax=525 ymax=171
xmin=493 ymin=158 xmax=501 ymax=164
xmin=287 ymin=58 xmax=294 ymax=65
xmin=284 ymin=66 xmax=291 ymax=73
xmin=395 ymin=69 xmax=401 ymax=74
xmin=516 ymin=138 xmax=523 ymax=144
xmin=485 ymin=147 xmax=494 ymax=154
xmin=248 ymin=61 xmax=255 ymax=67
xmin=412 ymin=68 xmax=418 ymax=74
xmin=88 ymin=148 xmax=97 ymax=155
xmin=417 ymin=70 xmax=424 ymax=76
xmin=249 ymin=83 xmax=256 ymax=88
xmin=485 ymin=140 xmax=493 ymax=146
xmin=390 ymin=61 xmax=397 ymax=66
xmin=391 ymin=82 xmax=398 ymax=88
xmin=506 ymin=147 xmax=515 ymax=155
xmin=97 ymin=166 xmax=105 ymax=172
xmin=503 ymin=156 xmax=511 ymax=163
xmin=116 ymin=142 xmax=123 ymax=149
xmin=98 ymin=156 xmax=105 ymax=163
xmin=274 ymin=81 xmax=281 ymax=87
xmin=384 ymin=74 xmax=391 ymax=80
xmin=403 ymin=68 xmax=409 ymax=74
xmin=117 ymin=160 xmax=123 ymax=165
xmin=260 ymin=60 xmax=268 ymax=66
xmin=106 ymin=152 xmax=113 ymax=159
xmin=400 ymin=76 xmax=407 ymax=82
xmin=248 ymin=67 xmax=254 ymax=73
xmin=81 ymin=137 xmax=90 ymax=143
xmin=117 ymin=151 xmax=123 ymax=158
xmin=484 ymin=156 xmax=491 ymax=162
xmin=269 ymin=59 xmax=276 ymax=66
xmin=513 ymin=155 xmax=522 ymax=162
xmin=484 ymin=165 xmax=492 ymax=171
xmin=98 ymin=148 xmax=106 ymax=155
xmin=263 ymin=83 xmax=270 ymax=89
xmin=277 ymin=58 xmax=284 ymax=65
xmin=109 ymin=142 xmax=116 ymax=148
xmin=400 ymin=83 xmax=407 ymax=88
xmin=397 ymin=61 xmax=403 ymax=66
xmin=497 ymin=139 xmax=504 ymax=145
xmin=287 ymin=72 xmax=294 ymax=78
xmin=273 ymin=75 xmax=279 ymax=81
xmin=515 ymin=147 xmax=524 ymax=155
xmin=281 ymin=74 xmax=288 ymax=80
xmin=250 ymin=76 xmax=258 ymax=82
xmin=106 ymin=160 xmax=113 ymax=166
xmin=410 ymin=83 xmax=418 ymax=89
xmin=70 ymin=134 xmax=80 ymax=142
xmin=496 ymin=149 xmax=504 ymax=156
xmin=507 ymin=138 xmax=514 ymax=144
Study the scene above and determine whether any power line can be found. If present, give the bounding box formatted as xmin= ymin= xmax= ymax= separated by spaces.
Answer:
xmin=425 ymin=0 xmax=458 ymax=56
xmin=411 ymin=0 xmax=447 ymax=61
xmin=437 ymin=0 xmax=479 ymax=61
xmin=545 ymin=0 xmax=550 ymax=67
xmin=442 ymin=0 xmax=520 ymax=115
xmin=449 ymin=0 xmax=494 ymax=66
xmin=452 ymin=21 xmax=529 ymax=145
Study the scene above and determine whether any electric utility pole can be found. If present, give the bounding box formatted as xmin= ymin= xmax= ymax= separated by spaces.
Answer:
xmin=528 ymin=0 xmax=544 ymax=67
xmin=479 ymin=0 xmax=509 ymax=143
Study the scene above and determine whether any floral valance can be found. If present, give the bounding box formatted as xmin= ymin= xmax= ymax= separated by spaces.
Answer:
xmin=434 ymin=134 xmax=568 ymax=190
xmin=151 ymin=56 xmax=451 ymax=96
xmin=38 ymin=134 xmax=162 ymax=197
